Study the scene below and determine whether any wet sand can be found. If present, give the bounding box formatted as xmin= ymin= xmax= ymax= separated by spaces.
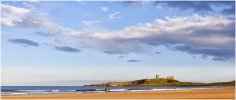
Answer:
xmin=2 ymin=88 xmax=235 ymax=99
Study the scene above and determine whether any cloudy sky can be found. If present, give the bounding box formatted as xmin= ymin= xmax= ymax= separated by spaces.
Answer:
xmin=1 ymin=1 xmax=235 ymax=86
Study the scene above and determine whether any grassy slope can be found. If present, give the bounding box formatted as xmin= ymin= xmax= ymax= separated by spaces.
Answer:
xmin=87 ymin=78 xmax=235 ymax=87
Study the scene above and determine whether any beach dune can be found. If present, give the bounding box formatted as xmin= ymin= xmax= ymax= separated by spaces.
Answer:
xmin=2 ymin=88 xmax=235 ymax=99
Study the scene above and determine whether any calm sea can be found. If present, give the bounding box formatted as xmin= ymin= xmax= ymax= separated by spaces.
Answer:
xmin=1 ymin=86 xmax=233 ymax=95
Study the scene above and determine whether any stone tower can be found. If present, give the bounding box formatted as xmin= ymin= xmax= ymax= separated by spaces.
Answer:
xmin=156 ymin=75 xmax=159 ymax=79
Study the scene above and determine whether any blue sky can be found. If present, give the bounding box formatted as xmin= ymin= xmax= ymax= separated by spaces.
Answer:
xmin=1 ymin=1 xmax=235 ymax=86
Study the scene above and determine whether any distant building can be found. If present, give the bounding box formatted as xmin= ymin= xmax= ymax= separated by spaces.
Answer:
xmin=156 ymin=75 xmax=159 ymax=79
xmin=155 ymin=75 xmax=174 ymax=80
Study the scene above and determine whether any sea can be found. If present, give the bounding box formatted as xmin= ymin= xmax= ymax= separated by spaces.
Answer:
xmin=1 ymin=86 xmax=233 ymax=95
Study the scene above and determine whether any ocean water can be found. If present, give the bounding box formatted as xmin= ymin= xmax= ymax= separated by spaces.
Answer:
xmin=1 ymin=86 xmax=233 ymax=95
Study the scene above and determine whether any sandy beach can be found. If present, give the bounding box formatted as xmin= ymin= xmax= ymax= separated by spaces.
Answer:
xmin=2 ymin=88 xmax=235 ymax=99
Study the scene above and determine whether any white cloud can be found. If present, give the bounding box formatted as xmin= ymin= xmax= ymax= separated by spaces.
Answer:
xmin=1 ymin=4 xmax=82 ymax=36
xmin=93 ymin=14 xmax=234 ymax=47
xmin=2 ymin=4 xmax=234 ymax=61
xmin=1 ymin=4 xmax=31 ymax=27
xmin=77 ymin=14 xmax=234 ymax=60
xmin=99 ymin=6 xmax=109 ymax=12
xmin=109 ymin=11 xmax=122 ymax=20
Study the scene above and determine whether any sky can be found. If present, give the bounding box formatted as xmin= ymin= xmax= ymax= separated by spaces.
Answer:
xmin=1 ymin=1 xmax=235 ymax=86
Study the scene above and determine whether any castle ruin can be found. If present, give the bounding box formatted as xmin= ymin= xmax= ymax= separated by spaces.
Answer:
xmin=155 ymin=75 xmax=174 ymax=80
xmin=155 ymin=75 xmax=159 ymax=79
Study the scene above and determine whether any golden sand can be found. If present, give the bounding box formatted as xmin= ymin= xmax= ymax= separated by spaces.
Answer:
xmin=2 ymin=88 xmax=235 ymax=99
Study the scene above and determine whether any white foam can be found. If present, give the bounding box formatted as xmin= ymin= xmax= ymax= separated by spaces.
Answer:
xmin=110 ymin=89 xmax=127 ymax=92
xmin=10 ymin=92 xmax=28 ymax=95
xmin=130 ymin=90 xmax=153 ymax=92
xmin=51 ymin=90 xmax=60 ymax=92
xmin=18 ymin=90 xmax=48 ymax=92
xmin=152 ymin=88 xmax=176 ymax=91
xmin=65 ymin=90 xmax=76 ymax=92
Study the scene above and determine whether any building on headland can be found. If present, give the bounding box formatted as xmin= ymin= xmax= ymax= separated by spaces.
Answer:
xmin=155 ymin=75 xmax=175 ymax=80
xmin=155 ymin=75 xmax=159 ymax=79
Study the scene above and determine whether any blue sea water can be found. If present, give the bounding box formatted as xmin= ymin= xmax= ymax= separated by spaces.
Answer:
xmin=1 ymin=86 xmax=233 ymax=95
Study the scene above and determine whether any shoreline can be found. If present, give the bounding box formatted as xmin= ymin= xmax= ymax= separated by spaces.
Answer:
xmin=2 ymin=88 xmax=235 ymax=99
